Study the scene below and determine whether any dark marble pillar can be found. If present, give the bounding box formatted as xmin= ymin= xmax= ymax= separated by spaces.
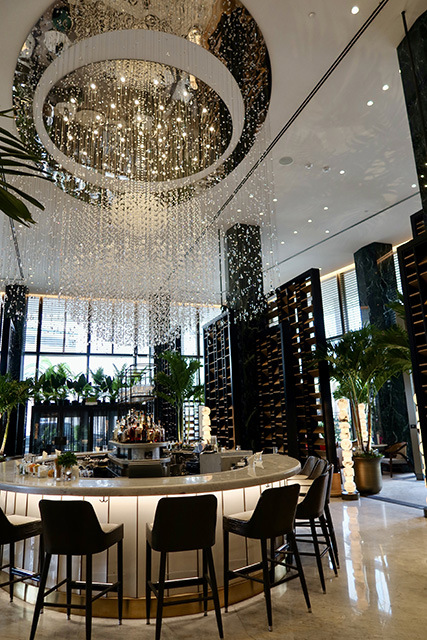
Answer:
xmin=397 ymin=10 xmax=427 ymax=214
xmin=225 ymin=223 xmax=267 ymax=450
xmin=1 ymin=284 xmax=28 ymax=456
xmin=354 ymin=243 xmax=409 ymax=447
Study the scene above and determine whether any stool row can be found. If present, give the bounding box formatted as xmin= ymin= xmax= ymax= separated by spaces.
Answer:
xmin=0 ymin=461 xmax=338 ymax=640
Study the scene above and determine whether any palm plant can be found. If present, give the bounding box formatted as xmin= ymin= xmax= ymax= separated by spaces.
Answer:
xmin=0 ymin=374 xmax=33 ymax=459
xmin=321 ymin=325 xmax=412 ymax=455
xmin=154 ymin=351 xmax=204 ymax=442
xmin=0 ymin=109 xmax=50 ymax=225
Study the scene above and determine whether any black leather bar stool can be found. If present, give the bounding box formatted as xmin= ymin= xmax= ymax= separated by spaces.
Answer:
xmin=293 ymin=470 xmax=338 ymax=592
xmin=29 ymin=500 xmax=124 ymax=640
xmin=0 ymin=507 xmax=43 ymax=601
xmin=223 ymin=484 xmax=311 ymax=632
xmin=146 ymin=494 xmax=223 ymax=640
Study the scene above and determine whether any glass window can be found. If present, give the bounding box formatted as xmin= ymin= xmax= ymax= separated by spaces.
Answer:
xmin=23 ymin=354 xmax=37 ymax=379
xmin=321 ymin=276 xmax=343 ymax=339
xmin=89 ymin=355 xmax=134 ymax=378
xmin=64 ymin=301 xmax=88 ymax=353
xmin=24 ymin=296 xmax=39 ymax=352
xmin=40 ymin=298 xmax=65 ymax=352
xmin=341 ymin=269 xmax=362 ymax=332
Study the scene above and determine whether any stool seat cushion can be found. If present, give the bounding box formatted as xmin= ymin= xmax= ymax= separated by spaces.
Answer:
xmin=223 ymin=510 xmax=254 ymax=537
xmin=100 ymin=523 xmax=124 ymax=549
xmin=0 ymin=512 xmax=42 ymax=545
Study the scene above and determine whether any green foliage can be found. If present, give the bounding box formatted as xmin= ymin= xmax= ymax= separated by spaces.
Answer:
xmin=57 ymin=451 xmax=77 ymax=468
xmin=154 ymin=351 xmax=203 ymax=441
xmin=36 ymin=363 xmax=72 ymax=401
xmin=0 ymin=374 xmax=33 ymax=456
xmin=319 ymin=325 xmax=411 ymax=454
xmin=0 ymin=109 xmax=51 ymax=226
xmin=68 ymin=372 xmax=96 ymax=401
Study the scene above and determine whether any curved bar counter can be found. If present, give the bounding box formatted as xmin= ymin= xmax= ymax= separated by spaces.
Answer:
xmin=0 ymin=454 xmax=300 ymax=618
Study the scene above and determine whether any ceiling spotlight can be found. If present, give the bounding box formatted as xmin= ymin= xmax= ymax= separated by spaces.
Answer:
xmin=273 ymin=198 xmax=278 ymax=202
xmin=308 ymin=219 xmax=312 ymax=223
xmin=382 ymin=84 xmax=390 ymax=91
xmin=90 ymin=83 xmax=96 ymax=90
xmin=351 ymin=6 xmax=359 ymax=14
xmin=281 ymin=241 xmax=285 ymax=244
xmin=340 ymin=170 xmax=345 ymax=175
xmin=293 ymin=230 xmax=298 ymax=234
xmin=412 ymin=183 xmax=417 ymax=188
xmin=249 ymin=194 xmax=254 ymax=198
xmin=308 ymin=12 xmax=316 ymax=18
xmin=323 ymin=206 xmax=329 ymax=210
xmin=367 ymin=100 xmax=374 ymax=106
xmin=322 ymin=165 xmax=331 ymax=172
xmin=305 ymin=163 xmax=313 ymax=169
xmin=325 ymin=230 xmax=330 ymax=233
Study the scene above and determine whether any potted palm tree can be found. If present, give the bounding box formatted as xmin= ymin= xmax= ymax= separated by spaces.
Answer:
xmin=154 ymin=351 xmax=204 ymax=443
xmin=0 ymin=374 xmax=33 ymax=460
xmin=321 ymin=325 xmax=412 ymax=493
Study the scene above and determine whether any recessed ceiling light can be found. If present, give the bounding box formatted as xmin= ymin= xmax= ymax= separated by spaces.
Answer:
xmin=249 ymin=194 xmax=254 ymax=198
xmin=339 ymin=170 xmax=345 ymax=175
xmin=325 ymin=230 xmax=330 ymax=233
xmin=323 ymin=206 xmax=329 ymax=210
xmin=308 ymin=12 xmax=316 ymax=18
xmin=273 ymin=198 xmax=278 ymax=202
xmin=351 ymin=6 xmax=360 ymax=14
xmin=322 ymin=165 xmax=331 ymax=173
xmin=281 ymin=241 xmax=285 ymax=244
xmin=237 ymin=209 xmax=241 ymax=212
xmin=305 ymin=163 xmax=313 ymax=169
xmin=412 ymin=183 xmax=417 ymax=188
xmin=293 ymin=230 xmax=298 ymax=234
xmin=382 ymin=84 xmax=390 ymax=91
xmin=308 ymin=219 xmax=312 ymax=223
xmin=367 ymin=100 xmax=374 ymax=106
xmin=279 ymin=156 xmax=294 ymax=166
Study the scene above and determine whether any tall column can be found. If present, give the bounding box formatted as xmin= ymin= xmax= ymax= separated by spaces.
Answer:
xmin=397 ymin=10 xmax=427 ymax=214
xmin=1 ymin=284 xmax=28 ymax=456
xmin=354 ymin=243 xmax=409 ymax=446
xmin=224 ymin=223 xmax=267 ymax=450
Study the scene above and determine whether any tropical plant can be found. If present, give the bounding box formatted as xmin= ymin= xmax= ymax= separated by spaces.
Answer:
xmin=154 ymin=351 xmax=204 ymax=442
xmin=36 ymin=363 xmax=72 ymax=402
xmin=67 ymin=372 xmax=96 ymax=402
xmin=319 ymin=325 xmax=412 ymax=456
xmin=0 ymin=108 xmax=50 ymax=225
xmin=0 ymin=374 xmax=33 ymax=459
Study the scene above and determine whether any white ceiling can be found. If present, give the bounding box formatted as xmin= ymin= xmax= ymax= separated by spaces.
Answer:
xmin=0 ymin=0 xmax=425 ymax=293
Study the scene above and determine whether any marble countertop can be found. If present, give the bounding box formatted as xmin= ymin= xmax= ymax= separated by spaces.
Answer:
xmin=0 ymin=454 xmax=300 ymax=496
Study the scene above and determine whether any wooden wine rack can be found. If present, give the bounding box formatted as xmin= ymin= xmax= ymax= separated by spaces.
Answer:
xmin=256 ymin=325 xmax=287 ymax=452
xmin=398 ymin=234 xmax=427 ymax=464
xmin=276 ymin=269 xmax=335 ymax=462
xmin=203 ymin=311 xmax=236 ymax=449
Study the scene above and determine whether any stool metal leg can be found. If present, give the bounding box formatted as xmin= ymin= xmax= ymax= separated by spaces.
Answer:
xmin=260 ymin=539 xmax=273 ymax=631
xmin=29 ymin=552 xmax=51 ymax=640
xmin=206 ymin=548 xmax=223 ymax=639
xmin=9 ymin=542 xmax=14 ymax=602
xmin=66 ymin=555 xmax=72 ymax=619
xmin=85 ymin=554 xmax=92 ymax=640
xmin=310 ymin=520 xmax=326 ymax=593
xmin=117 ymin=539 xmax=123 ymax=624
xmin=223 ymin=529 xmax=229 ymax=613
xmin=324 ymin=504 xmax=339 ymax=568
xmin=319 ymin=515 xmax=338 ymax=576
xmin=146 ymin=540 xmax=152 ymax=624
xmin=288 ymin=532 xmax=311 ymax=611
xmin=155 ymin=551 xmax=167 ymax=640
xmin=202 ymin=549 xmax=208 ymax=616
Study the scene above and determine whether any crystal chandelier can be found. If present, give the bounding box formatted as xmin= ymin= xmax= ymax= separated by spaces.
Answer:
xmin=2 ymin=0 xmax=278 ymax=345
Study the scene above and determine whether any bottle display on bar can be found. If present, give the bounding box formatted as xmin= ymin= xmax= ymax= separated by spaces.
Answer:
xmin=113 ymin=409 xmax=165 ymax=444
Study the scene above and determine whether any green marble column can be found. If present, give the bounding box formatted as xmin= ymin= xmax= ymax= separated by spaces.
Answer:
xmin=225 ymin=223 xmax=267 ymax=450
xmin=397 ymin=10 xmax=427 ymax=215
xmin=354 ymin=243 xmax=409 ymax=447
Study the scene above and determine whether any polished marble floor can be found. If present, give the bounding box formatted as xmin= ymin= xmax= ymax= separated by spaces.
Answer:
xmin=1 ymin=496 xmax=427 ymax=640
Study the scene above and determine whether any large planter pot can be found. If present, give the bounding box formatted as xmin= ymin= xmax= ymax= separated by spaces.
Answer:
xmin=354 ymin=456 xmax=383 ymax=495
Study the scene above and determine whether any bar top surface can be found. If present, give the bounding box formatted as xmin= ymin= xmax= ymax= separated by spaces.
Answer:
xmin=0 ymin=454 xmax=300 ymax=496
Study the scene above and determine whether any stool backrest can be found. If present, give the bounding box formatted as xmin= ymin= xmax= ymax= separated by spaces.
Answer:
xmin=308 ymin=458 xmax=328 ymax=480
xmin=296 ymin=473 xmax=328 ymax=520
xmin=150 ymin=494 xmax=217 ymax=552
xmin=300 ymin=456 xmax=317 ymax=477
xmin=39 ymin=500 xmax=106 ymax=555
xmin=0 ymin=507 xmax=14 ymax=544
xmin=244 ymin=484 xmax=300 ymax=539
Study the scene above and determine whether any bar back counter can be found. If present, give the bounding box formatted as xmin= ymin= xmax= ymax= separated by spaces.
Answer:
xmin=0 ymin=454 xmax=300 ymax=618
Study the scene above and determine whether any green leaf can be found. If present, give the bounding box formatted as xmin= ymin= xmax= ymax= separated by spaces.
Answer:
xmin=0 ymin=185 xmax=35 ymax=225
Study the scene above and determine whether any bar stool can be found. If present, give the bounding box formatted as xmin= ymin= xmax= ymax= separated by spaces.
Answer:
xmin=146 ymin=494 xmax=223 ymax=640
xmin=293 ymin=470 xmax=338 ymax=592
xmin=29 ymin=500 xmax=124 ymax=640
xmin=0 ymin=506 xmax=43 ymax=602
xmin=223 ymin=484 xmax=311 ymax=632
